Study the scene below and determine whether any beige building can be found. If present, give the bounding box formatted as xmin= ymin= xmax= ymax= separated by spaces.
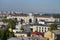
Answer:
xmin=14 ymin=33 xmax=27 ymax=37
xmin=44 ymin=30 xmax=60 ymax=40
xmin=15 ymin=22 xmax=22 ymax=30
xmin=0 ymin=22 xmax=3 ymax=25
xmin=44 ymin=31 xmax=55 ymax=40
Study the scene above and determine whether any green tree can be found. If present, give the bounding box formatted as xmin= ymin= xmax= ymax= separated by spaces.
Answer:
xmin=2 ymin=18 xmax=17 ymax=29
xmin=2 ymin=19 xmax=8 ymax=23
xmin=7 ymin=19 xmax=16 ymax=29
xmin=2 ymin=16 xmax=8 ymax=23
xmin=50 ymin=23 xmax=57 ymax=30
xmin=0 ymin=29 xmax=7 ymax=40
xmin=3 ymin=16 xmax=7 ymax=18
xmin=20 ymin=26 xmax=24 ymax=30
xmin=13 ymin=18 xmax=18 ymax=24
xmin=0 ymin=26 xmax=15 ymax=40
xmin=20 ymin=19 xmax=24 ymax=24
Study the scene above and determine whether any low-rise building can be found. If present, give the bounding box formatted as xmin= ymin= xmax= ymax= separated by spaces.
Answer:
xmin=14 ymin=32 xmax=27 ymax=37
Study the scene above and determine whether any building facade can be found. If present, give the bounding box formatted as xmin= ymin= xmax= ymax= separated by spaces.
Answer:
xmin=30 ymin=24 xmax=50 ymax=32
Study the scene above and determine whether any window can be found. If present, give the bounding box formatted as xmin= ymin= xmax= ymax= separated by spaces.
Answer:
xmin=36 ymin=27 xmax=38 ymax=30
xmin=36 ymin=27 xmax=38 ymax=32
xmin=42 ymin=30 xmax=43 ymax=32
xmin=45 ymin=27 xmax=46 ymax=32
xmin=48 ymin=28 xmax=50 ymax=30
xmin=42 ymin=27 xmax=43 ymax=32
xmin=29 ymin=19 xmax=32 ymax=23
xmin=45 ymin=27 xmax=46 ymax=29
xmin=39 ymin=27 xmax=41 ymax=32
xmin=42 ymin=27 xmax=43 ymax=29
xmin=30 ymin=28 xmax=33 ymax=32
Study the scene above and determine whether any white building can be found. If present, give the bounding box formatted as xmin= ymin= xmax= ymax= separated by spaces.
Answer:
xmin=7 ymin=13 xmax=35 ymax=24
xmin=30 ymin=24 xmax=50 ymax=33
xmin=7 ymin=13 xmax=59 ymax=24
xmin=35 ymin=16 xmax=59 ymax=22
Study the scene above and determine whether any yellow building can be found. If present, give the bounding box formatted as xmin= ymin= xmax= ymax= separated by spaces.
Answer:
xmin=0 ymin=22 xmax=3 ymax=25
xmin=44 ymin=30 xmax=60 ymax=40
xmin=44 ymin=31 xmax=55 ymax=40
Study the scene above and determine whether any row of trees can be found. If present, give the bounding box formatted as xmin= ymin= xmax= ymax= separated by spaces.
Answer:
xmin=2 ymin=16 xmax=17 ymax=29
xmin=0 ymin=16 xmax=17 ymax=40
xmin=7 ymin=19 xmax=16 ymax=29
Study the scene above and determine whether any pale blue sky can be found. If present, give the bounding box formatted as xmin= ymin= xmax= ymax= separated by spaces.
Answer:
xmin=0 ymin=0 xmax=60 ymax=13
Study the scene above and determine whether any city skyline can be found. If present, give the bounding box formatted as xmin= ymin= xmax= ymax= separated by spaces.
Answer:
xmin=0 ymin=0 xmax=60 ymax=13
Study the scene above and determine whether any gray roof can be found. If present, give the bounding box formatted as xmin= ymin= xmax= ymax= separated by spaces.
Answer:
xmin=8 ymin=37 xmax=21 ymax=40
xmin=15 ymin=32 xmax=28 ymax=34
xmin=8 ymin=37 xmax=47 ymax=40
xmin=8 ymin=37 xmax=28 ymax=40
xmin=9 ymin=13 xmax=29 ymax=17
xmin=23 ymin=23 xmax=49 ymax=27
xmin=52 ymin=30 xmax=60 ymax=35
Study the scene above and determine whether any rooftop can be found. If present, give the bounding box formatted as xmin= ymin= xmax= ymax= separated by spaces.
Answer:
xmin=30 ymin=32 xmax=44 ymax=36
xmin=52 ymin=30 xmax=60 ymax=35
xmin=23 ymin=23 xmax=49 ymax=27
xmin=9 ymin=13 xmax=29 ymax=17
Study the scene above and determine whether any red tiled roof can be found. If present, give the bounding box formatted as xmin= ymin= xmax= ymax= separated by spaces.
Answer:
xmin=30 ymin=32 xmax=36 ymax=34
xmin=30 ymin=32 xmax=44 ymax=36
